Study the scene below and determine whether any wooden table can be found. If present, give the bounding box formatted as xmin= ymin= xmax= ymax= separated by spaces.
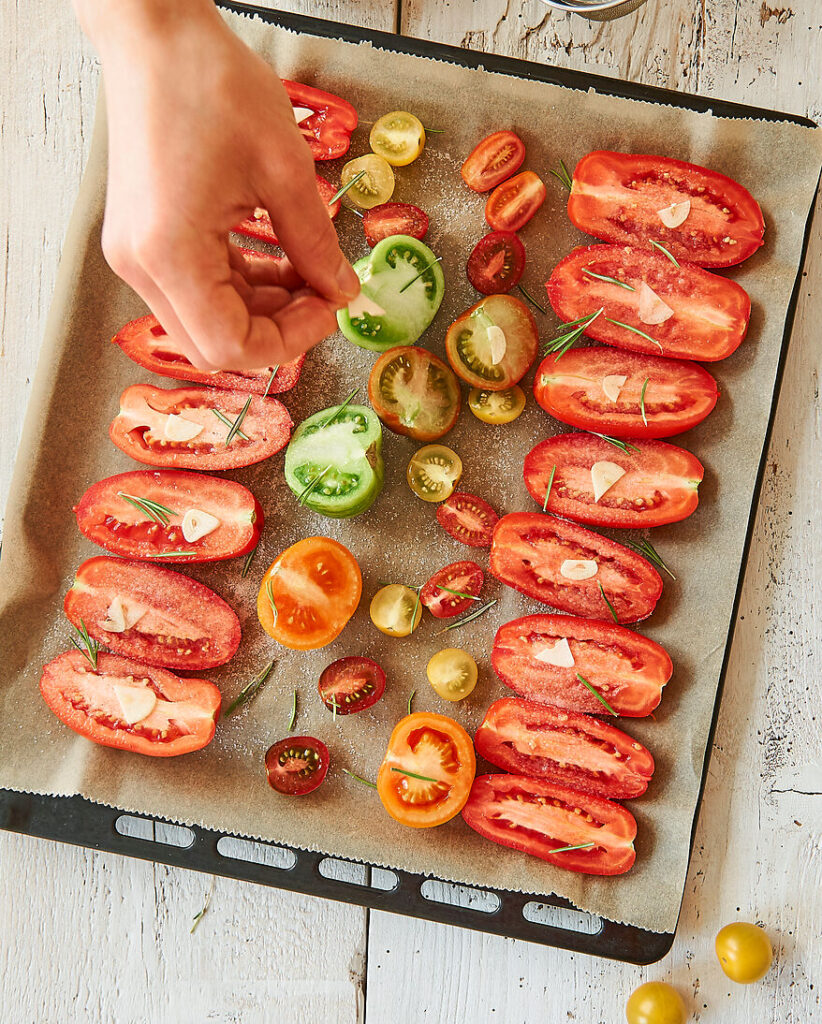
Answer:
xmin=1 ymin=2 xmax=820 ymax=1020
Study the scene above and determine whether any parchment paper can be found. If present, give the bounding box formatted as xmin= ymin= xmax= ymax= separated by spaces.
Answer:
xmin=1 ymin=9 xmax=819 ymax=935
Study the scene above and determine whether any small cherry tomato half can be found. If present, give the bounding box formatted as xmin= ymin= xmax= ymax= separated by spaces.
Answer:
xmin=420 ymin=560 xmax=484 ymax=618
xmin=363 ymin=202 xmax=429 ymax=247
xmin=319 ymin=657 xmax=386 ymax=715
xmin=469 ymin=385 xmax=526 ymax=424
xmin=461 ymin=130 xmax=525 ymax=193
xmin=436 ymin=492 xmax=499 ymax=548
xmin=427 ymin=649 xmax=478 ymax=702
xmin=715 ymin=922 xmax=773 ymax=984
xmin=265 ymin=736 xmax=329 ymax=796
xmin=377 ymin=712 xmax=476 ymax=828
xmin=407 ymin=444 xmax=463 ymax=502
xmin=370 ymin=585 xmax=423 ymax=637
xmin=341 ymin=153 xmax=395 ymax=209
xmin=625 ymin=982 xmax=687 ymax=1024
xmin=485 ymin=171 xmax=546 ymax=232
xmin=368 ymin=346 xmax=461 ymax=442
xmin=466 ymin=231 xmax=526 ymax=295
xmin=445 ymin=294 xmax=538 ymax=392
xmin=370 ymin=111 xmax=425 ymax=167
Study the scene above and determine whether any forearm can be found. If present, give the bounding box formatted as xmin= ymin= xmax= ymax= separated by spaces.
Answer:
xmin=73 ymin=0 xmax=219 ymax=55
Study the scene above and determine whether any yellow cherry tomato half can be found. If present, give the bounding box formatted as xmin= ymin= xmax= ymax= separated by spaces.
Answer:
xmin=427 ymin=648 xmax=478 ymax=702
xmin=715 ymin=922 xmax=773 ymax=984
xmin=370 ymin=584 xmax=422 ymax=637
xmin=370 ymin=111 xmax=426 ymax=167
xmin=341 ymin=153 xmax=395 ymax=210
xmin=407 ymin=444 xmax=463 ymax=503
xmin=468 ymin=385 xmax=526 ymax=424
xmin=625 ymin=982 xmax=686 ymax=1024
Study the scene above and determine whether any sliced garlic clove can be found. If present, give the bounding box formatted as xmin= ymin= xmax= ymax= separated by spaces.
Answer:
xmin=347 ymin=292 xmax=386 ymax=319
xmin=637 ymin=282 xmax=675 ymax=326
xmin=102 ymin=595 xmax=146 ymax=633
xmin=534 ymin=636 xmax=576 ymax=667
xmin=113 ymin=684 xmax=157 ymax=726
xmin=560 ymin=559 xmax=599 ymax=581
xmin=591 ymin=460 xmax=626 ymax=502
xmin=181 ymin=509 xmax=220 ymax=543
xmin=602 ymin=374 xmax=628 ymax=403
xmin=164 ymin=414 xmax=204 ymax=442
xmin=487 ymin=325 xmax=507 ymax=365
xmin=657 ymin=200 xmax=691 ymax=229
xmin=292 ymin=105 xmax=314 ymax=124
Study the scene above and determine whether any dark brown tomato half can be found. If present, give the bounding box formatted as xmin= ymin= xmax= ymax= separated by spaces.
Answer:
xmin=533 ymin=346 xmax=719 ymax=439
xmin=318 ymin=657 xmax=386 ymax=715
xmin=466 ymin=231 xmax=526 ymax=295
xmin=113 ymin=315 xmax=305 ymax=395
xmin=460 ymin=131 xmax=526 ymax=193
xmin=110 ymin=384 xmax=292 ymax=471
xmin=524 ymin=433 xmax=704 ymax=529
xmin=368 ymin=346 xmax=461 ymax=441
xmin=64 ymin=556 xmax=241 ymax=671
xmin=474 ymin=697 xmax=655 ymax=799
xmin=40 ymin=651 xmax=221 ymax=757
xmin=420 ymin=561 xmax=484 ymax=619
xmin=265 ymin=736 xmax=330 ymax=795
xmin=445 ymin=294 xmax=538 ymax=391
xmin=547 ymin=245 xmax=751 ymax=362
xmin=436 ymin=492 xmax=499 ymax=548
xmin=491 ymin=613 xmax=672 ymax=717
xmin=489 ymin=512 xmax=663 ymax=623
xmin=363 ymin=203 xmax=429 ymax=247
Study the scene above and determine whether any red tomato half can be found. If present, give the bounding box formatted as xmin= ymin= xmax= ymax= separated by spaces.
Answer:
xmin=40 ymin=651 xmax=220 ymax=757
xmin=547 ymin=245 xmax=751 ymax=362
xmin=64 ymin=556 xmax=241 ymax=671
xmin=363 ymin=203 xmax=429 ymax=247
xmin=436 ymin=492 xmax=499 ymax=548
xmin=490 ymin=512 xmax=663 ymax=623
xmin=110 ymin=384 xmax=292 ymax=471
xmin=420 ymin=561 xmax=484 ymax=619
xmin=568 ymin=151 xmax=764 ymax=267
xmin=113 ymin=315 xmax=304 ymax=396
xmin=492 ymin=613 xmax=672 ymax=717
xmin=461 ymin=131 xmax=526 ymax=193
xmin=475 ymin=697 xmax=655 ymax=799
xmin=318 ymin=657 xmax=386 ymax=714
xmin=74 ymin=470 xmax=262 ymax=563
xmin=234 ymin=174 xmax=341 ymax=243
xmin=282 ymin=79 xmax=357 ymax=161
xmin=485 ymin=171 xmax=546 ymax=232
xmin=524 ymin=433 xmax=704 ymax=528
xmin=534 ymin=347 xmax=718 ymax=439
xmin=466 ymin=231 xmax=525 ymax=295
xmin=462 ymin=774 xmax=637 ymax=876
xmin=265 ymin=736 xmax=329 ymax=795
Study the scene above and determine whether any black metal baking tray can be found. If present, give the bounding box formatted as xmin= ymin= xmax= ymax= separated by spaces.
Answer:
xmin=1 ymin=2 xmax=816 ymax=965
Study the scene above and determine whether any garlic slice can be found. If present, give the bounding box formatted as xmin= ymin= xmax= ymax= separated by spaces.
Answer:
xmin=182 ymin=509 xmax=220 ymax=543
xmin=102 ymin=596 xmax=146 ymax=634
xmin=164 ymin=414 xmax=204 ymax=442
xmin=534 ymin=637 xmax=576 ymax=667
xmin=292 ymin=105 xmax=314 ymax=124
xmin=113 ymin=684 xmax=157 ymax=726
xmin=347 ymin=292 xmax=386 ymax=319
xmin=657 ymin=200 xmax=691 ymax=229
xmin=560 ymin=559 xmax=599 ymax=581
xmin=637 ymin=282 xmax=675 ymax=326
xmin=602 ymin=374 xmax=628 ymax=403
xmin=487 ymin=325 xmax=507 ymax=365
xmin=591 ymin=460 xmax=626 ymax=502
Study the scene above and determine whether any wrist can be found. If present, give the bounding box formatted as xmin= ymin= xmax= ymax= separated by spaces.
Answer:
xmin=74 ymin=0 xmax=220 ymax=58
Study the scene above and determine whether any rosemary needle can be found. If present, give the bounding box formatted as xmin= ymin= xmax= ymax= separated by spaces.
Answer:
xmin=517 ymin=283 xmax=547 ymax=314
xmin=550 ymin=842 xmax=596 ymax=854
xmin=222 ymin=660 xmax=275 ymax=718
xmin=435 ymin=584 xmax=481 ymax=602
xmin=589 ymin=432 xmax=640 ymax=454
xmin=117 ymin=492 xmax=176 ymax=527
xmin=342 ymin=768 xmax=377 ymax=789
xmin=650 ymin=239 xmax=680 ymax=267
xmin=190 ymin=877 xmax=215 ymax=935
xmin=407 ymin=689 xmax=416 ymax=715
xmin=436 ymin=600 xmax=497 ymax=635
xmin=328 ymin=170 xmax=366 ymax=206
xmin=640 ymin=377 xmax=650 ymax=427
xmin=69 ymin=619 xmax=100 ymax=670
xmin=240 ymin=544 xmax=258 ymax=579
xmin=603 ymin=317 xmax=664 ymax=352
xmin=263 ymin=365 xmax=280 ymax=398
xmin=549 ymin=159 xmax=573 ymax=192
xmin=628 ymin=538 xmax=677 ymax=580
xmin=399 ymin=256 xmax=443 ymax=294
xmin=581 ymin=268 xmax=635 ymax=291
xmin=543 ymin=464 xmax=557 ymax=511
xmin=391 ymin=766 xmax=437 ymax=783
xmin=287 ymin=688 xmax=297 ymax=732
xmin=225 ymin=397 xmax=253 ymax=446
xmin=598 ymin=583 xmax=619 ymax=625
xmin=576 ymin=672 xmax=618 ymax=716
xmin=212 ymin=408 xmax=249 ymax=441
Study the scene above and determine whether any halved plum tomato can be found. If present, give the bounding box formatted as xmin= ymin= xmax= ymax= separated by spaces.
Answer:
xmin=568 ymin=151 xmax=765 ymax=268
xmin=490 ymin=512 xmax=663 ymax=623
xmin=377 ymin=713 xmax=476 ymax=828
xmin=74 ymin=470 xmax=261 ymax=563
xmin=534 ymin=347 xmax=718 ymax=439
xmin=282 ymin=79 xmax=357 ymax=161
xmin=436 ymin=492 xmax=499 ymax=548
xmin=492 ymin=613 xmax=672 ymax=717
xmin=547 ymin=244 xmax=751 ymax=362
xmin=363 ymin=202 xmax=429 ymax=247
xmin=368 ymin=346 xmax=461 ymax=441
xmin=466 ymin=231 xmax=525 ymax=295
xmin=64 ymin=556 xmax=241 ymax=671
xmin=475 ymin=697 xmax=655 ymax=799
xmin=485 ymin=171 xmax=546 ymax=233
xmin=234 ymin=173 xmax=341 ymax=243
xmin=524 ymin=433 xmax=704 ymax=529
xmin=110 ymin=384 xmax=292 ymax=471
xmin=446 ymin=294 xmax=538 ymax=391
xmin=319 ymin=657 xmax=386 ymax=714
xmin=40 ymin=651 xmax=220 ymax=757
xmin=113 ymin=315 xmax=304 ymax=395
xmin=461 ymin=130 xmax=526 ymax=193
xmin=265 ymin=736 xmax=329 ymax=795
xmin=257 ymin=537 xmax=362 ymax=650
xmin=420 ymin=561 xmax=484 ymax=619
xmin=461 ymin=774 xmax=637 ymax=875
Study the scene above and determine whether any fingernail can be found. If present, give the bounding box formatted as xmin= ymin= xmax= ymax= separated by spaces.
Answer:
xmin=336 ymin=261 xmax=360 ymax=300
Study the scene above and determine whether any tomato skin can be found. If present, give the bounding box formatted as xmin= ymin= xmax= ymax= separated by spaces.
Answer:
xmin=534 ymin=347 xmax=718 ymax=439
xmin=490 ymin=512 xmax=663 ymax=623
xmin=234 ymin=174 xmax=341 ymax=242
xmin=446 ymin=294 xmax=538 ymax=391
xmin=368 ymin=346 xmax=461 ymax=442
xmin=282 ymin=79 xmax=357 ymax=161
xmin=461 ymin=131 xmax=526 ymax=193
xmin=485 ymin=171 xmax=546 ymax=232
xmin=547 ymin=244 xmax=751 ymax=361
xmin=363 ymin=203 xmax=429 ymax=247
xmin=462 ymin=774 xmax=637 ymax=875
xmin=265 ymin=736 xmax=330 ymax=795
xmin=420 ymin=561 xmax=484 ymax=618
xmin=318 ymin=657 xmax=386 ymax=715
xmin=436 ymin=492 xmax=499 ymax=548
xmin=492 ymin=614 xmax=672 ymax=717
xmin=568 ymin=151 xmax=764 ymax=268
xmin=74 ymin=470 xmax=262 ymax=563
xmin=524 ymin=433 xmax=704 ymax=528
xmin=475 ymin=697 xmax=655 ymax=798
xmin=40 ymin=651 xmax=220 ymax=757
xmin=466 ymin=231 xmax=525 ymax=295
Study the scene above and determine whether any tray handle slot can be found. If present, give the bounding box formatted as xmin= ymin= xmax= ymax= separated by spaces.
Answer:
xmin=318 ymin=857 xmax=398 ymax=892
xmin=522 ymin=900 xmax=603 ymax=935
xmin=114 ymin=814 xmax=195 ymax=848
xmin=215 ymin=835 xmax=297 ymax=870
xmin=420 ymin=879 xmax=501 ymax=915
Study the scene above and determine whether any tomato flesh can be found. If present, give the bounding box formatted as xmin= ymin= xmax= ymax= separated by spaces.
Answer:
xmin=466 ymin=231 xmax=525 ymax=295
xmin=234 ymin=174 xmax=340 ymax=242
xmin=318 ymin=656 xmax=386 ymax=714
xmin=461 ymin=131 xmax=526 ymax=193
xmin=265 ymin=736 xmax=329 ymax=795
xmin=282 ymin=79 xmax=357 ymax=161
xmin=485 ymin=171 xmax=546 ymax=232
xmin=446 ymin=294 xmax=538 ymax=391
xmin=368 ymin=346 xmax=460 ymax=442
xmin=363 ymin=202 xmax=429 ymax=247
xmin=420 ymin=561 xmax=484 ymax=619
xmin=436 ymin=492 xmax=499 ymax=548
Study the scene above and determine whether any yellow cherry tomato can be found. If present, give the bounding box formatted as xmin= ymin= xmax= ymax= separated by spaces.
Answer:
xmin=625 ymin=982 xmax=686 ymax=1024
xmin=370 ymin=584 xmax=422 ymax=637
xmin=370 ymin=111 xmax=426 ymax=167
xmin=468 ymin=385 xmax=526 ymax=424
xmin=427 ymin=648 xmax=478 ymax=701
xmin=341 ymin=154 xmax=395 ymax=210
xmin=715 ymin=922 xmax=773 ymax=984
xmin=407 ymin=444 xmax=463 ymax=503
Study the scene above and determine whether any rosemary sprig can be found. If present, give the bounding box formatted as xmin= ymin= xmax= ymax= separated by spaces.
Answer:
xmin=576 ymin=672 xmax=618 ymax=716
xmin=342 ymin=768 xmax=377 ymax=789
xmin=550 ymin=159 xmax=573 ymax=192
xmin=543 ymin=464 xmax=557 ymax=512
xmin=328 ymin=169 xmax=366 ymax=206
xmin=399 ymin=256 xmax=443 ymax=294
xmin=407 ymin=689 xmax=416 ymax=715
xmin=435 ymin=584 xmax=481 ymax=602
xmin=597 ymin=583 xmax=619 ymax=625
xmin=212 ymin=408 xmax=249 ymax=441
xmin=581 ymin=268 xmax=635 ymax=291
xmin=263 ymin=365 xmax=280 ymax=398
xmin=543 ymin=309 xmax=604 ymax=361
xmin=628 ymin=538 xmax=677 ymax=580
xmin=640 ymin=377 xmax=650 ymax=427
xmin=650 ymin=239 xmax=680 ymax=267
xmin=190 ymin=877 xmax=215 ymax=935
xmin=321 ymin=387 xmax=359 ymax=428
xmin=436 ymin=599 xmax=497 ymax=635
xmin=550 ymin=842 xmax=596 ymax=854
xmin=423 ymin=126 xmax=446 ymax=133
xmin=589 ymin=432 xmax=640 ymax=454
xmin=225 ymin=397 xmax=253 ymax=447
xmin=145 ymin=550 xmax=198 ymax=558
xmin=287 ymin=688 xmax=297 ymax=732
xmin=603 ymin=317 xmax=664 ymax=352
xmin=222 ymin=660 xmax=275 ymax=718
xmin=70 ymin=619 xmax=100 ymax=670
xmin=265 ymin=579 xmax=278 ymax=626
xmin=241 ymin=544 xmax=258 ymax=579
xmin=117 ymin=492 xmax=176 ymax=527
xmin=391 ymin=766 xmax=438 ymax=783
xmin=517 ymin=283 xmax=547 ymax=314
xmin=297 ymin=465 xmax=333 ymax=506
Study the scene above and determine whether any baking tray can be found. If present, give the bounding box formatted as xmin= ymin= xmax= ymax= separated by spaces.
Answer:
xmin=1 ymin=2 xmax=816 ymax=965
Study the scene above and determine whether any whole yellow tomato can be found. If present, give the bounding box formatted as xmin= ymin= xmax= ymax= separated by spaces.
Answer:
xmin=715 ymin=922 xmax=773 ymax=983
xmin=625 ymin=981 xmax=686 ymax=1024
